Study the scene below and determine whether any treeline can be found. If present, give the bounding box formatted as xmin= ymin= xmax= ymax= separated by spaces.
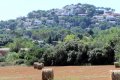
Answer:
xmin=1 ymin=27 xmax=120 ymax=66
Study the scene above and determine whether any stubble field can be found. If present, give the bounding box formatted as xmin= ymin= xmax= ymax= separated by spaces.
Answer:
xmin=0 ymin=65 xmax=118 ymax=80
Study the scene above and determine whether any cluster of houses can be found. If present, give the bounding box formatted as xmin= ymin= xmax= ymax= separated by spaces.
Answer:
xmin=92 ymin=9 xmax=120 ymax=25
xmin=11 ymin=3 xmax=120 ymax=30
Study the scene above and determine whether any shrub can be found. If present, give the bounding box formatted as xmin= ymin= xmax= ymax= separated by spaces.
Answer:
xmin=9 ymin=42 xmax=21 ymax=53
xmin=14 ymin=59 xmax=25 ymax=65
xmin=5 ymin=52 xmax=19 ymax=63
xmin=67 ymin=51 xmax=77 ymax=65
xmin=18 ymin=51 xmax=26 ymax=59
xmin=0 ymin=62 xmax=13 ymax=67
xmin=0 ymin=56 xmax=5 ymax=62
xmin=25 ymin=57 xmax=38 ymax=65
xmin=88 ymin=48 xmax=106 ymax=65
xmin=53 ymin=46 xmax=68 ymax=65
xmin=104 ymin=45 xmax=115 ymax=64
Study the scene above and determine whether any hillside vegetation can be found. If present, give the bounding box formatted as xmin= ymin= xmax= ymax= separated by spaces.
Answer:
xmin=0 ymin=3 xmax=120 ymax=66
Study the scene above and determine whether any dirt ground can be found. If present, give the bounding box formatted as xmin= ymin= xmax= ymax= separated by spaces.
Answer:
xmin=0 ymin=65 xmax=119 ymax=80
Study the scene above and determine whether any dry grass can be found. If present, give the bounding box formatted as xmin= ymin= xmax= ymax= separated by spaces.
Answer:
xmin=0 ymin=65 xmax=119 ymax=80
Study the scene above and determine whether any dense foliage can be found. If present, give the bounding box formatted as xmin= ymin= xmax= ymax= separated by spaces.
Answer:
xmin=1 ymin=27 xmax=119 ymax=66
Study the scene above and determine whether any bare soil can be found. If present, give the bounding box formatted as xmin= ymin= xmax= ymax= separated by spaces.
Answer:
xmin=0 ymin=65 xmax=118 ymax=80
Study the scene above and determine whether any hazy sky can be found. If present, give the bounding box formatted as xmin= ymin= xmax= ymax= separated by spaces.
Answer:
xmin=0 ymin=0 xmax=120 ymax=20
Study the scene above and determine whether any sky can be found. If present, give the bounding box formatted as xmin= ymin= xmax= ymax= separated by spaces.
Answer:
xmin=0 ymin=0 xmax=120 ymax=20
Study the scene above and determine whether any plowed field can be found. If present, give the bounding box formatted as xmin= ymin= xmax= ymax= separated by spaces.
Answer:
xmin=0 ymin=65 xmax=118 ymax=80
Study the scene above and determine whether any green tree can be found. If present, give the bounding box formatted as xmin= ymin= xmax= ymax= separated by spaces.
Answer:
xmin=64 ymin=34 xmax=76 ymax=42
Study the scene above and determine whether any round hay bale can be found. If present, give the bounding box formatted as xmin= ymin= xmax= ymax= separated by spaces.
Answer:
xmin=114 ymin=62 xmax=120 ymax=68
xmin=37 ymin=63 xmax=44 ymax=70
xmin=110 ymin=70 xmax=120 ymax=80
xmin=33 ymin=62 xmax=39 ymax=69
xmin=42 ymin=68 xmax=54 ymax=80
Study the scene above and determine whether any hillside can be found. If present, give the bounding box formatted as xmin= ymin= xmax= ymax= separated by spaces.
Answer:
xmin=0 ymin=3 xmax=119 ymax=46
xmin=0 ymin=3 xmax=120 ymax=66
xmin=0 ymin=3 xmax=120 ymax=30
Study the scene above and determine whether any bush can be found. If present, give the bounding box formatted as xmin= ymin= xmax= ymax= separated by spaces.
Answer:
xmin=28 ymin=47 xmax=45 ymax=59
xmin=104 ymin=45 xmax=115 ymax=64
xmin=88 ymin=48 xmax=106 ymax=65
xmin=67 ymin=51 xmax=77 ymax=65
xmin=25 ymin=57 xmax=38 ymax=65
xmin=53 ymin=46 xmax=68 ymax=66
xmin=5 ymin=52 xmax=19 ymax=63
xmin=14 ymin=59 xmax=25 ymax=65
xmin=0 ymin=56 xmax=5 ymax=62
xmin=0 ymin=62 xmax=13 ymax=67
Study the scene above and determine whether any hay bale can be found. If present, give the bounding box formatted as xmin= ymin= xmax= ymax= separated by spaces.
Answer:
xmin=33 ymin=62 xmax=39 ymax=69
xmin=37 ymin=63 xmax=44 ymax=70
xmin=114 ymin=62 xmax=120 ymax=68
xmin=111 ymin=70 xmax=120 ymax=80
xmin=42 ymin=68 xmax=54 ymax=80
